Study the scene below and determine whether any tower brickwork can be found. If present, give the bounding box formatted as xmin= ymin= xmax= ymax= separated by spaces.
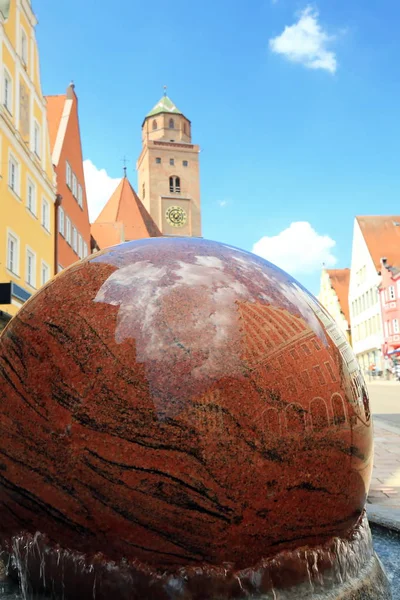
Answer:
xmin=137 ymin=95 xmax=201 ymax=237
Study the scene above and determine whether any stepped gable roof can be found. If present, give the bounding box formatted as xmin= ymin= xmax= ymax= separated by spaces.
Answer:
xmin=45 ymin=94 xmax=66 ymax=152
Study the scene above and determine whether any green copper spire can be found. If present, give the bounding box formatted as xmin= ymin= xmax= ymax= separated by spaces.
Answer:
xmin=146 ymin=95 xmax=183 ymax=119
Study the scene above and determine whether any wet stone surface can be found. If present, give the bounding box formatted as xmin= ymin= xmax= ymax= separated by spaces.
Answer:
xmin=0 ymin=525 xmax=396 ymax=599
xmin=371 ymin=525 xmax=400 ymax=599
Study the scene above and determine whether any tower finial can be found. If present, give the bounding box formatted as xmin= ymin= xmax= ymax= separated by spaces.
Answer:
xmin=163 ymin=85 xmax=167 ymax=97
xmin=122 ymin=156 xmax=128 ymax=178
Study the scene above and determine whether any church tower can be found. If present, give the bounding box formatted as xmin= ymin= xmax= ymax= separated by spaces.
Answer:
xmin=137 ymin=93 xmax=201 ymax=237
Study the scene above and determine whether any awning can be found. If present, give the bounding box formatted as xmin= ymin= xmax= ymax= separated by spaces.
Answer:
xmin=388 ymin=348 xmax=400 ymax=356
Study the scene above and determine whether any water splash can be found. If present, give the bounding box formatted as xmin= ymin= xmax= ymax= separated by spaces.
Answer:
xmin=0 ymin=512 xmax=391 ymax=599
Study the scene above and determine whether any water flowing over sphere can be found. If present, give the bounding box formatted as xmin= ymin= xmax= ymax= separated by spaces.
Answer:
xmin=0 ymin=238 xmax=384 ymax=599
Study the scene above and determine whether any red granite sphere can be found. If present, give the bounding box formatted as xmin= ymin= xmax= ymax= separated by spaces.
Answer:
xmin=0 ymin=238 xmax=372 ymax=571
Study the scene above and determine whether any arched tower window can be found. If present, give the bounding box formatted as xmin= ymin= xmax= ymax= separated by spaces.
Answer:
xmin=169 ymin=118 xmax=175 ymax=129
xmin=183 ymin=122 xmax=187 ymax=135
xmin=142 ymin=183 xmax=145 ymax=198
xmin=169 ymin=176 xmax=181 ymax=193
xmin=152 ymin=120 xmax=157 ymax=130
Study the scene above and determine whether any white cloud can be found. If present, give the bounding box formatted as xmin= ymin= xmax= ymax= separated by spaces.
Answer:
xmin=218 ymin=200 xmax=229 ymax=208
xmin=252 ymin=221 xmax=337 ymax=276
xmin=83 ymin=159 xmax=121 ymax=222
xmin=269 ymin=6 xmax=337 ymax=73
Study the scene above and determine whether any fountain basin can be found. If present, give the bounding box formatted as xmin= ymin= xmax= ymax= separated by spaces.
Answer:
xmin=0 ymin=513 xmax=392 ymax=599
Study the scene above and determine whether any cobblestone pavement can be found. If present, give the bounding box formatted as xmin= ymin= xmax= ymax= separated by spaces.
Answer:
xmin=369 ymin=420 xmax=400 ymax=506
xmin=367 ymin=381 xmax=400 ymax=507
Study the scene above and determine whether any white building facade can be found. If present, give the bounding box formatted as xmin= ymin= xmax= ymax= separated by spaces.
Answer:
xmin=349 ymin=219 xmax=383 ymax=372
xmin=318 ymin=269 xmax=351 ymax=343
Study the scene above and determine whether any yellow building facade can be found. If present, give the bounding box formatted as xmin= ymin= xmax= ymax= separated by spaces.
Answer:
xmin=0 ymin=0 xmax=55 ymax=322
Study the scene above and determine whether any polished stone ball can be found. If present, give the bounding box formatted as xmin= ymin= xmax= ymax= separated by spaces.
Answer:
xmin=0 ymin=238 xmax=372 ymax=571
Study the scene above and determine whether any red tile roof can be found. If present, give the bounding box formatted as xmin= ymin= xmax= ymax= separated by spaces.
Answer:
xmin=357 ymin=216 xmax=400 ymax=271
xmin=326 ymin=268 xmax=351 ymax=324
xmin=90 ymin=223 xmax=125 ymax=249
xmin=92 ymin=177 xmax=162 ymax=249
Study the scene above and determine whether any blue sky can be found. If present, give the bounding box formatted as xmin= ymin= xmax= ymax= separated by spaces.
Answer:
xmin=33 ymin=0 xmax=400 ymax=294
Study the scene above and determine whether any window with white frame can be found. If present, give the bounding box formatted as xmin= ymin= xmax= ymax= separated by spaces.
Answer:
xmin=27 ymin=178 xmax=36 ymax=214
xmin=77 ymin=184 xmax=83 ymax=208
xmin=41 ymin=198 xmax=50 ymax=231
xmin=72 ymin=226 xmax=77 ymax=252
xmin=9 ymin=155 xmax=19 ymax=194
xmin=41 ymin=261 xmax=50 ymax=285
xmin=7 ymin=232 xmax=19 ymax=275
xmin=78 ymin=234 xmax=83 ymax=259
xmin=26 ymin=248 xmax=36 ymax=287
xmin=66 ymin=161 xmax=72 ymax=188
xmin=58 ymin=207 xmax=65 ymax=236
xmin=72 ymin=174 xmax=77 ymax=198
xmin=33 ymin=121 xmax=41 ymax=157
xmin=3 ymin=69 xmax=12 ymax=113
xmin=389 ymin=286 xmax=396 ymax=301
xmin=394 ymin=319 xmax=400 ymax=334
xmin=57 ymin=264 xmax=64 ymax=273
xmin=21 ymin=29 xmax=28 ymax=65
xmin=65 ymin=217 xmax=71 ymax=244
xmin=83 ymin=241 xmax=88 ymax=258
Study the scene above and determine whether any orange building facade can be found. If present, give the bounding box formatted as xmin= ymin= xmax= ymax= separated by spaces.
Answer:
xmin=46 ymin=84 xmax=90 ymax=272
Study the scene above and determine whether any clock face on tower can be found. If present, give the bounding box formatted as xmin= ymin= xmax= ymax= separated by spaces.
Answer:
xmin=165 ymin=205 xmax=187 ymax=228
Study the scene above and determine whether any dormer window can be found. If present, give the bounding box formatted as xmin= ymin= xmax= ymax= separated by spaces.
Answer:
xmin=152 ymin=120 xmax=157 ymax=130
xmin=169 ymin=118 xmax=175 ymax=129
xmin=169 ymin=176 xmax=180 ymax=193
